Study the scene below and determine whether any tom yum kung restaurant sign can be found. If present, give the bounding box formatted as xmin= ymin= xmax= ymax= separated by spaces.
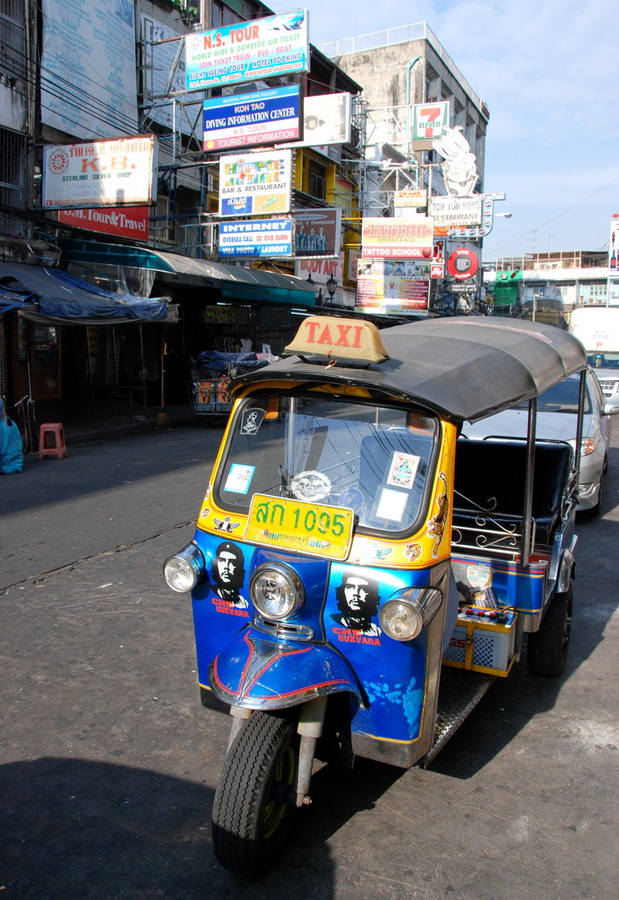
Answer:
xmin=185 ymin=10 xmax=310 ymax=91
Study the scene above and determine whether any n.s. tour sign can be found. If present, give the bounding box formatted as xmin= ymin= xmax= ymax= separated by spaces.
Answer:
xmin=185 ymin=10 xmax=310 ymax=91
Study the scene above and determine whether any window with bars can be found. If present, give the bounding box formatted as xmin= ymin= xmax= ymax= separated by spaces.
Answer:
xmin=0 ymin=4 xmax=26 ymax=81
xmin=0 ymin=127 xmax=26 ymax=210
xmin=308 ymin=159 xmax=327 ymax=201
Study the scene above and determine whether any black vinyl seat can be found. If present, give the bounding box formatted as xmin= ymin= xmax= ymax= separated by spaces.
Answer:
xmin=453 ymin=439 xmax=573 ymax=545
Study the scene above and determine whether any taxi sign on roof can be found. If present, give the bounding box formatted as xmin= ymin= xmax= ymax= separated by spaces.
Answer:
xmin=285 ymin=316 xmax=389 ymax=365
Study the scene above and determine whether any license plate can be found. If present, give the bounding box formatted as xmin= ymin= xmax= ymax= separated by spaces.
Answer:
xmin=244 ymin=493 xmax=354 ymax=560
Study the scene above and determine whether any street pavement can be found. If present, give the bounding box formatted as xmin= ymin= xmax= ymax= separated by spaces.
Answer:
xmin=0 ymin=422 xmax=617 ymax=899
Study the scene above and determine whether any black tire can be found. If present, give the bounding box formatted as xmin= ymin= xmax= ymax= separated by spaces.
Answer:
xmin=212 ymin=711 xmax=299 ymax=876
xmin=527 ymin=585 xmax=573 ymax=677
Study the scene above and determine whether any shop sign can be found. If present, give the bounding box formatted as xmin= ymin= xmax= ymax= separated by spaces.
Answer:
xmin=218 ymin=218 xmax=293 ymax=258
xmin=277 ymin=93 xmax=352 ymax=149
xmin=43 ymin=135 xmax=158 ymax=209
xmin=361 ymin=218 xmax=434 ymax=259
xmin=447 ymin=248 xmax=480 ymax=280
xmin=203 ymin=85 xmax=301 ymax=151
xmin=355 ymin=258 xmax=430 ymax=313
xmin=394 ymin=190 xmax=427 ymax=208
xmin=429 ymin=196 xmax=482 ymax=227
xmin=185 ymin=10 xmax=310 ymax=91
xmin=292 ymin=208 xmax=341 ymax=257
xmin=218 ymin=149 xmax=292 ymax=217
xmin=412 ymin=102 xmax=450 ymax=141
xmin=57 ymin=206 xmax=149 ymax=241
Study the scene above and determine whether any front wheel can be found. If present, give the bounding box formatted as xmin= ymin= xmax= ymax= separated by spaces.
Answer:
xmin=527 ymin=585 xmax=573 ymax=677
xmin=212 ymin=711 xmax=300 ymax=876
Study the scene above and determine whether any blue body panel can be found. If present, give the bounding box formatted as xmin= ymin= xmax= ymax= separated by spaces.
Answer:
xmin=211 ymin=629 xmax=363 ymax=707
xmin=192 ymin=529 xmax=447 ymax=743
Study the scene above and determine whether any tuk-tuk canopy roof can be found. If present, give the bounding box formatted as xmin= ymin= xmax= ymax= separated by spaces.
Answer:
xmin=232 ymin=316 xmax=587 ymax=424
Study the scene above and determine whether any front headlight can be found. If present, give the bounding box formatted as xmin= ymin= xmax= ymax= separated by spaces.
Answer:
xmin=250 ymin=563 xmax=304 ymax=620
xmin=581 ymin=437 xmax=596 ymax=457
xmin=163 ymin=543 xmax=205 ymax=593
xmin=379 ymin=588 xmax=442 ymax=642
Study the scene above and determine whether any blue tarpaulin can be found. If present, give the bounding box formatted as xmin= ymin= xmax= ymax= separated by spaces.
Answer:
xmin=0 ymin=262 xmax=172 ymax=323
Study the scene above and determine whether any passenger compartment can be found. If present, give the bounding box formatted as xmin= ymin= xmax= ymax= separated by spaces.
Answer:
xmin=452 ymin=439 xmax=574 ymax=557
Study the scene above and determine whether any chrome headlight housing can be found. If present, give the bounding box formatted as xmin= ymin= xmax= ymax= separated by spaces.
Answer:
xmin=379 ymin=587 xmax=442 ymax=642
xmin=163 ymin=543 xmax=205 ymax=593
xmin=250 ymin=563 xmax=305 ymax=620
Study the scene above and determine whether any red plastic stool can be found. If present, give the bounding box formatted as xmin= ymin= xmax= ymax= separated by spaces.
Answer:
xmin=38 ymin=423 xmax=67 ymax=460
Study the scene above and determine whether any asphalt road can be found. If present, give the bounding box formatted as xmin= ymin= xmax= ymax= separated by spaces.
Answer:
xmin=1 ymin=422 xmax=617 ymax=899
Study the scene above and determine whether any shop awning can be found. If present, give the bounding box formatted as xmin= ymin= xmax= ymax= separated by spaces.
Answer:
xmin=0 ymin=261 xmax=176 ymax=325
xmin=58 ymin=238 xmax=318 ymax=307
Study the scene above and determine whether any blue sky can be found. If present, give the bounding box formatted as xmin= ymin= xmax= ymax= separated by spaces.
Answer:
xmin=270 ymin=0 xmax=618 ymax=259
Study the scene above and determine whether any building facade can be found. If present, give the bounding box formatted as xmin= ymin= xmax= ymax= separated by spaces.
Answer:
xmin=485 ymin=250 xmax=617 ymax=322
xmin=0 ymin=0 xmax=363 ymax=422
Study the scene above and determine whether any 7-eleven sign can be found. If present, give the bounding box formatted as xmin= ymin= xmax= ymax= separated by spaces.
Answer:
xmin=412 ymin=102 xmax=450 ymax=141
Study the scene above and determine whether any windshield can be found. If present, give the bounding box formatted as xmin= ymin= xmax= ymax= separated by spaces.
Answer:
xmin=215 ymin=392 xmax=438 ymax=534
xmin=588 ymin=352 xmax=619 ymax=369
xmin=516 ymin=377 xmax=591 ymax=414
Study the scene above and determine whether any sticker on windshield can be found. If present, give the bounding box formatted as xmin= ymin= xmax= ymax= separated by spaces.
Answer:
xmin=240 ymin=408 xmax=266 ymax=435
xmin=375 ymin=487 xmax=408 ymax=522
xmin=224 ymin=463 xmax=255 ymax=494
xmin=386 ymin=452 xmax=420 ymax=490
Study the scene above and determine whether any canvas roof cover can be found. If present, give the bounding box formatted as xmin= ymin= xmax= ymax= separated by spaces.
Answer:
xmin=0 ymin=262 xmax=173 ymax=325
xmin=232 ymin=316 xmax=587 ymax=424
xmin=58 ymin=239 xmax=317 ymax=307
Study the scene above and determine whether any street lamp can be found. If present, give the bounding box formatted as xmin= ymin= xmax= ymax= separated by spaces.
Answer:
xmin=325 ymin=274 xmax=337 ymax=303
xmin=495 ymin=212 xmax=513 ymax=218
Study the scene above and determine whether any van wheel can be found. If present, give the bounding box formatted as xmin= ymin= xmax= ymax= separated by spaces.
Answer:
xmin=212 ymin=711 xmax=299 ymax=876
xmin=527 ymin=586 xmax=573 ymax=677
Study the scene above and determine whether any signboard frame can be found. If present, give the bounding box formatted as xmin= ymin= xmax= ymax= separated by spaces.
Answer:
xmin=218 ymin=149 xmax=293 ymax=217
xmin=185 ymin=10 xmax=310 ymax=92
xmin=203 ymin=85 xmax=302 ymax=152
xmin=361 ymin=217 xmax=434 ymax=260
xmin=218 ymin=217 xmax=294 ymax=258
xmin=42 ymin=135 xmax=158 ymax=210
xmin=292 ymin=208 xmax=341 ymax=258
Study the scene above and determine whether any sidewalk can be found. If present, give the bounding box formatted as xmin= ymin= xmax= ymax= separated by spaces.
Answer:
xmin=17 ymin=399 xmax=211 ymax=448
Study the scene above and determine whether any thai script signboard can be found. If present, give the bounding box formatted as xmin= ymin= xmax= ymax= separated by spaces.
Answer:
xmin=43 ymin=135 xmax=158 ymax=209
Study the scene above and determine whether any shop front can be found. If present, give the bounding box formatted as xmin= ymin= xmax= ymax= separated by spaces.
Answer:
xmin=57 ymin=239 xmax=319 ymax=404
xmin=0 ymin=261 xmax=176 ymax=438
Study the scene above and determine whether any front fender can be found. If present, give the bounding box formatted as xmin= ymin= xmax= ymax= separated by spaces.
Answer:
xmin=210 ymin=628 xmax=365 ymax=710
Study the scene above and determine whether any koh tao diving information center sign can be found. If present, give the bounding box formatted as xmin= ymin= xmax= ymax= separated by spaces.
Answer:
xmin=218 ymin=150 xmax=292 ymax=217
xmin=203 ymin=86 xmax=301 ymax=151
xmin=185 ymin=10 xmax=310 ymax=91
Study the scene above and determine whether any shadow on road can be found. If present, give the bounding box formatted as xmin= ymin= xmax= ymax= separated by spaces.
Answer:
xmin=0 ymin=423 xmax=223 ymax=518
xmin=0 ymin=756 xmax=341 ymax=900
